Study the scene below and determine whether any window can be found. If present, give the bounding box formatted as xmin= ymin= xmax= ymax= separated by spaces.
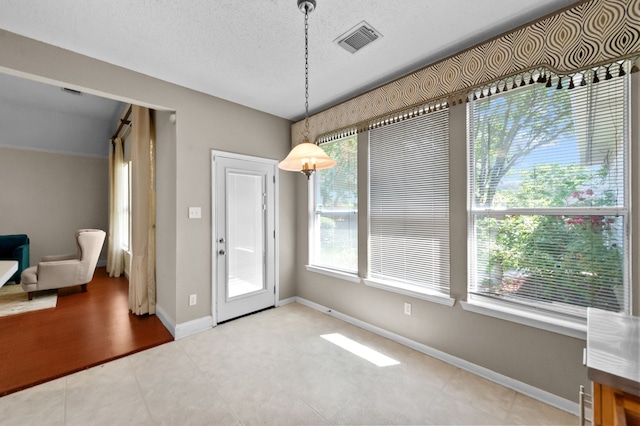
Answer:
xmin=309 ymin=136 xmax=358 ymax=273
xmin=468 ymin=69 xmax=630 ymax=319
xmin=367 ymin=109 xmax=451 ymax=302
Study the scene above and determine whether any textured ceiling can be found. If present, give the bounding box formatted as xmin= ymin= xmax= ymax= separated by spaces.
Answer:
xmin=0 ymin=0 xmax=580 ymax=122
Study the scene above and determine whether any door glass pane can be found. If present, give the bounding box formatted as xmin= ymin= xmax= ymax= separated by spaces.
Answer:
xmin=227 ymin=172 xmax=265 ymax=298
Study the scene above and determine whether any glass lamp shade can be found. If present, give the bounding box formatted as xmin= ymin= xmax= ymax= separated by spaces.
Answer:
xmin=278 ymin=142 xmax=336 ymax=177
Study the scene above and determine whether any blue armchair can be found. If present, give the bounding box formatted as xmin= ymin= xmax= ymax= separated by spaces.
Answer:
xmin=0 ymin=234 xmax=30 ymax=283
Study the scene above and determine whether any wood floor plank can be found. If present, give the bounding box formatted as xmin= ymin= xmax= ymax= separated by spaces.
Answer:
xmin=0 ymin=267 xmax=173 ymax=396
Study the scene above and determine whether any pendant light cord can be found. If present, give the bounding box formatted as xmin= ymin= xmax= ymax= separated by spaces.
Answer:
xmin=303 ymin=5 xmax=310 ymax=142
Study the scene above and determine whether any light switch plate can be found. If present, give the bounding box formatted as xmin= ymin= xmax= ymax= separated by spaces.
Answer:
xmin=188 ymin=207 xmax=201 ymax=219
xmin=404 ymin=302 xmax=412 ymax=316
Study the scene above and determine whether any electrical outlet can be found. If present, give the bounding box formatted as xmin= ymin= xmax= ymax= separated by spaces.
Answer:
xmin=188 ymin=207 xmax=201 ymax=219
xmin=404 ymin=302 xmax=412 ymax=316
xmin=189 ymin=294 xmax=197 ymax=306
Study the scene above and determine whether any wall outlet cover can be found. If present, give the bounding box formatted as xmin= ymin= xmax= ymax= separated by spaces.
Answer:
xmin=404 ymin=302 xmax=412 ymax=315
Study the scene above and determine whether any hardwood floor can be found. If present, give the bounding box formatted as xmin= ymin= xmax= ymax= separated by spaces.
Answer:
xmin=0 ymin=267 xmax=174 ymax=396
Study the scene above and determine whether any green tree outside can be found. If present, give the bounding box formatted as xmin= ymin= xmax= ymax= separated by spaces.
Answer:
xmin=478 ymin=164 xmax=623 ymax=310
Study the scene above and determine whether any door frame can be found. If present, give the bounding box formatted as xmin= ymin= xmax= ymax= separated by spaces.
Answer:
xmin=210 ymin=150 xmax=279 ymax=325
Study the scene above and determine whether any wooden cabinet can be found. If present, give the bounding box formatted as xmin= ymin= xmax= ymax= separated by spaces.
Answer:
xmin=593 ymin=383 xmax=640 ymax=426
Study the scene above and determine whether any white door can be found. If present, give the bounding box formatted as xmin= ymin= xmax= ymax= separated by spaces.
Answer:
xmin=212 ymin=152 xmax=276 ymax=323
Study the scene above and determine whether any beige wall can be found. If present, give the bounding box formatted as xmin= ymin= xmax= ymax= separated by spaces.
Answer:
xmin=0 ymin=30 xmax=295 ymax=326
xmin=0 ymin=147 xmax=108 ymax=264
xmin=155 ymin=110 xmax=178 ymax=321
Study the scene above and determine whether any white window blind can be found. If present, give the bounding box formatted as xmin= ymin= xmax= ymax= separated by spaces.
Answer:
xmin=369 ymin=109 xmax=450 ymax=296
xmin=311 ymin=136 xmax=358 ymax=273
xmin=468 ymin=69 xmax=629 ymax=317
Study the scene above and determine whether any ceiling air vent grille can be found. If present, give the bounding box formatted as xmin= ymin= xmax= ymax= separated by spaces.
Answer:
xmin=336 ymin=21 xmax=382 ymax=54
xmin=62 ymin=87 xmax=82 ymax=96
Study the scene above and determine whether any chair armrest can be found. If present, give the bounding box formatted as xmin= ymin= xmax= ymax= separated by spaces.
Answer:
xmin=11 ymin=243 xmax=30 ymax=270
xmin=36 ymin=260 xmax=81 ymax=289
xmin=42 ymin=253 xmax=77 ymax=262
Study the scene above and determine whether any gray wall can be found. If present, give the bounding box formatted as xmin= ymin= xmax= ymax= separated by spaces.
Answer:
xmin=155 ymin=110 xmax=178 ymax=322
xmin=0 ymin=29 xmax=295 ymax=326
xmin=0 ymin=147 xmax=108 ymax=264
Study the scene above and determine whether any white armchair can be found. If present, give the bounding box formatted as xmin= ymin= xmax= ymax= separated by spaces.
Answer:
xmin=21 ymin=229 xmax=106 ymax=300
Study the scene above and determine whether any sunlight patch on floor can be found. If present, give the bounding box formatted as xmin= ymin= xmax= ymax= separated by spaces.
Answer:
xmin=321 ymin=333 xmax=400 ymax=367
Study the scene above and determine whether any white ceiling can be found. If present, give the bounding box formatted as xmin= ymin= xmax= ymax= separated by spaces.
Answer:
xmin=0 ymin=0 xmax=579 ymax=122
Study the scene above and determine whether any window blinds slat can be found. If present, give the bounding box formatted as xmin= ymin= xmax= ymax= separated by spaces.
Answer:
xmin=370 ymin=109 xmax=450 ymax=295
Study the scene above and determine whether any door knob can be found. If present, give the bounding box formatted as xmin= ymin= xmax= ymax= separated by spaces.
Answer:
xmin=219 ymin=249 xmax=226 ymax=255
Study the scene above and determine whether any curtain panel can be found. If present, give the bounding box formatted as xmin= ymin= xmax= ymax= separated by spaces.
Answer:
xmin=291 ymin=0 xmax=640 ymax=146
xmin=130 ymin=106 xmax=157 ymax=316
xmin=106 ymin=137 xmax=125 ymax=277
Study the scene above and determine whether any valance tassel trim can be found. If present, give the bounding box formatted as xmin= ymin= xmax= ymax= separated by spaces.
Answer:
xmin=364 ymin=98 xmax=449 ymax=133
xmin=466 ymin=57 xmax=640 ymax=103
xmin=317 ymin=127 xmax=358 ymax=145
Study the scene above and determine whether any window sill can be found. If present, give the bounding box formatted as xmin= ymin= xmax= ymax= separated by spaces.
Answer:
xmin=305 ymin=265 xmax=361 ymax=283
xmin=460 ymin=296 xmax=587 ymax=339
xmin=363 ymin=278 xmax=455 ymax=307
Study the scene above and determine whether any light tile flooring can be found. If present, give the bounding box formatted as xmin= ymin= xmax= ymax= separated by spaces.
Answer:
xmin=0 ymin=303 xmax=578 ymax=425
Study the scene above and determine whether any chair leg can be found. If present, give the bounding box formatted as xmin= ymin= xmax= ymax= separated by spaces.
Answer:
xmin=28 ymin=292 xmax=33 ymax=301
xmin=81 ymin=284 xmax=87 ymax=292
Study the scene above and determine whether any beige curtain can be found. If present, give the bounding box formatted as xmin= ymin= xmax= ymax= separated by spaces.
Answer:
xmin=129 ymin=106 xmax=156 ymax=315
xmin=106 ymin=137 xmax=126 ymax=277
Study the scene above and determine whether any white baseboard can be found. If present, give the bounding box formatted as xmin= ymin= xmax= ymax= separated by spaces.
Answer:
xmin=155 ymin=304 xmax=214 ymax=340
xmin=154 ymin=304 xmax=176 ymax=338
xmin=294 ymin=296 xmax=579 ymax=416
xmin=277 ymin=296 xmax=297 ymax=306
xmin=174 ymin=315 xmax=214 ymax=340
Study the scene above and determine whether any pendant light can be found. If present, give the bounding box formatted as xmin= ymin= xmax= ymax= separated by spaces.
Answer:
xmin=278 ymin=0 xmax=336 ymax=179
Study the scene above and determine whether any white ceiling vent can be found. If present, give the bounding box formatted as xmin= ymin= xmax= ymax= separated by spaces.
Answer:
xmin=335 ymin=21 xmax=382 ymax=54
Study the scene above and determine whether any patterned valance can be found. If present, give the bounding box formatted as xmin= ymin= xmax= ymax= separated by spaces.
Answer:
xmin=291 ymin=0 xmax=640 ymax=146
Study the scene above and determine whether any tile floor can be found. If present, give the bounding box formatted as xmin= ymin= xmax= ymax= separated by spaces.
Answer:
xmin=0 ymin=303 xmax=578 ymax=425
